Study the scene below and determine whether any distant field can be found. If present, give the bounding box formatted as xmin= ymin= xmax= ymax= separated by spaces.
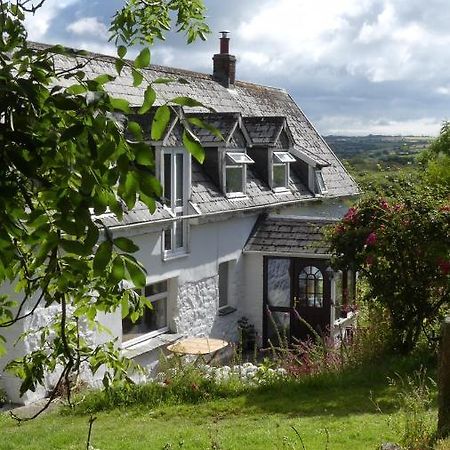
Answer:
xmin=324 ymin=135 xmax=431 ymax=172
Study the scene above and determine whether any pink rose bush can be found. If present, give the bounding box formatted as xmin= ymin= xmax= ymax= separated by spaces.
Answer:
xmin=329 ymin=192 xmax=449 ymax=353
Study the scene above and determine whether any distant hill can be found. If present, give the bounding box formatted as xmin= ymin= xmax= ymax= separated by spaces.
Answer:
xmin=323 ymin=135 xmax=432 ymax=172
xmin=324 ymin=135 xmax=432 ymax=158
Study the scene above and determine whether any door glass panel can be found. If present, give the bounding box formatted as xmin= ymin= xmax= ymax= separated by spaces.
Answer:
xmin=267 ymin=311 xmax=290 ymax=346
xmin=267 ymin=258 xmax=291 ymax=307
xmin=175 ymin=153 xmax=184 ymax=207
xmin=298 ymin=266 xmax=323 ymax=308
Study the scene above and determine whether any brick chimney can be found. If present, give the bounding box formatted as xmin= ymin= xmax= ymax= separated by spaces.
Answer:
xmin=213 ymin=31 xmax=236 ymax=88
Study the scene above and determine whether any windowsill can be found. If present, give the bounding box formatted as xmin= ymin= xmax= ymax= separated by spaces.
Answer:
xmin=226 ymin=193 xmax=248 ymax=200
xmin=218 ymin=305 xmax=237 ymax=316
xmin=162 ymin=250 xmax=189 ymax=262
xmin=121 ymin=333 xmax=184 ymax=359
xmin=272 ymin=187 xmax=290 ymax=194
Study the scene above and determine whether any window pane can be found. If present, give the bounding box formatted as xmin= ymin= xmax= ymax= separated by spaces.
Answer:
xmin=226 ymin=166 xmax=243 ymax=193
xmin=144 ymin=298 xmax=167 ymax=331
xmin=273 ymin=152 xmax=296 ymax=163
xmin=273 ymin=164 xmax=287 ymax=188
xmin=175 ymin=153 xmax=184 ymax=207
xmin=226 ymin=152 xmax=254 ymax=164
xmin=218 ymin=262 xmax=229 ymax=308
xmin=175 ymin=219 xmax=184 ymax=248
xmin=145 ymin=281 xmax=168 ymax=297
xmin=298 ymin=266 xmax=323 ymax=308
xmin=315 ymin=170 xmax=327 ymax=193
xmin=164 ymin=228 xmax=172 ymax=251
xmin=267 ymin=311 xmax=290 ymax=346
xmin=267 ymin=258 xmax=291 ymax=307
xmin=164 ymin=153 xmax=172 ymax=205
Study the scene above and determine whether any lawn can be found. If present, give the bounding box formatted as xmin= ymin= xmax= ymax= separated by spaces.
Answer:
xmin=0 ymin=356 xmax=446 ymax=450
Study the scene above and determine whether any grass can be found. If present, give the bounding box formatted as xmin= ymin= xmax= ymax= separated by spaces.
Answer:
xmin=1 ymin=354 xmax=447 ymax=450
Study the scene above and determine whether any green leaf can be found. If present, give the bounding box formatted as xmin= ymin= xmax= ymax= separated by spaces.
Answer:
xmin=117 ymin=45 xmax=127 ymax=59
xmin=139 ymin=193 xmax=156 ymax=213
xmin=151 ymin=105 xmax=171 ymax=141
xmin=138 ymin=86 xmax=156 ymax=114
xmin=132 ymin=68 xmax=144 ymax=87
xmin=110 ymin=97 xmax=130 ymax=113
xmin=134 ymin=143 xmax=154 ymax=166
xmin=183 ymin=129 xmax=205 ymax=163
xmin=123 ymin=256 xmax=146 ymax=288
xmin=114 ymin=237 xmax=139 ymax=253
xmin=66 ymin=84 xmax=87 ymax=95
xmin=170 ymin=96 xmax=206 ymax=108
xmin=61 ymin=123 xmax=84 ymax=142
xmin=115 ymin=59 xmax=125 ymax=76
xmin=93 ymin=241 xmax=113 ymax=275
xmin=187 ymin=117 xmax=224 ymax=141
xmin=134 ymin=47 xmax=150 ymax=69
xmin=94 ymin=74 xmax=115 ymax=85
xmin=112 ymin=256 xmax=126 ymax=282
xmin=61 ymin=239 xmax=90 ymax=256
xmin=128 ymin=121 xmax=143 ymax=140
xmin=121 ymin=294 xmax=129 ymax=319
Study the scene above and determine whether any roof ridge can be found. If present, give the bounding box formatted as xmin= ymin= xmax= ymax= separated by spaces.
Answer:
xmin=27 ymin=41 xmax=288 ymax=93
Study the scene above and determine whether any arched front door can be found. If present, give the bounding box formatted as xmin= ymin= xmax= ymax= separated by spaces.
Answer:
xmin=293 ymin=259 xmax=332 ymax=341
xmin=264 ymin=257 xmax=332 ymax=345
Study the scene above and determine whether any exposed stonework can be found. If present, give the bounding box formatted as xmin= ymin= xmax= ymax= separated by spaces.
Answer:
xmin=174 ymin=276 xmax=239 ymax=341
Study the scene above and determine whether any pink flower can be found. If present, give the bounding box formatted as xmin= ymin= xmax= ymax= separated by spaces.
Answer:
xmin=343 ymin=207 xmax=358 ymax=224
xmin=437 ymin=257 xmax=450 ymax=276
xmin=394 ymin=203 xmax=404 ymax=211
xmin=365 ymin=232 xmax=377 ymax=246
xmin=380 ymin=199 xmax=390 ymax=210
xmin=439 ymin=204 xmax=450 ymax=213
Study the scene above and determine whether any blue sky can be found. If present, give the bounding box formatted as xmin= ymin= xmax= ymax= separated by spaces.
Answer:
xmin=23 ymin=0 xmax=450 ymax=136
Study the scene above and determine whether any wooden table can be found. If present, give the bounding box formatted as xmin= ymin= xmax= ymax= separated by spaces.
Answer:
xmin=167 ymin=337 xmax=228 ymax=365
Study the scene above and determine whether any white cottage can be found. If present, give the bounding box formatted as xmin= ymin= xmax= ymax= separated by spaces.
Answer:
xmin=1 ymin=34 xmax=359 ymax=404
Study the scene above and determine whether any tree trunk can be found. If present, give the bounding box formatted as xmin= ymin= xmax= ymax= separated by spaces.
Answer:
xmin=438 ymin=317 xmax=450 ymax=438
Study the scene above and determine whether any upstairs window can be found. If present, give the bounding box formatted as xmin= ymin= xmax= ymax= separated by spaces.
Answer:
xmin=122 ymin=281 xmax=169 ymax=345
xmin=272 ymin=152 xmax=296 ymax=190
xmin=314 ymin=169 xmax=327 ymax=194
xmin=162 ymin=149 xmax=188 ymax=257
xmin=224 ymin=151 xmax=254 ymax=196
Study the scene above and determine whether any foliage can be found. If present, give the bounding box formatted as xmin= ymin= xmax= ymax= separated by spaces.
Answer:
xmin=329 ymin=188 xmax=449 ymax=353
xmin=389 ymin=369 xmax=437 ymax=450
xmin=0 ymin=0 xmax=211 ymax=409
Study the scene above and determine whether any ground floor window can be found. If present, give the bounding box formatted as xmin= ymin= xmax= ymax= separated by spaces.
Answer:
xmin=122 ymin=281 xmax=169 ymax=344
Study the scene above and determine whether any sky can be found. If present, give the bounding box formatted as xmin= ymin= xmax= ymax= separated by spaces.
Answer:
xmin=23 ymin=0 xmax=450 ymax=136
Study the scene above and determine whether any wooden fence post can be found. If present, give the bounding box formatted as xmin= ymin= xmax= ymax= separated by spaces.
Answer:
xmin=438 ymin=316 xmax=450 ymax=438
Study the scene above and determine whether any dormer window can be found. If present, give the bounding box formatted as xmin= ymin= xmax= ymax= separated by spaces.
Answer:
xmin=224 ymin=150 xmax=254 ymax=195
xmin=272 ymin=151 xmax=296 ymax=190
xmin=314 ymin=169 xmax=327 ymax=194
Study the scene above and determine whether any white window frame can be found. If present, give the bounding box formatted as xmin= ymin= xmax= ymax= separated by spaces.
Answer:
xmin=271 ymin=152 xmax=295 ymax=191
xmin=314 ymin=169 xmax=328 ymax=194
xmin=223 ymin=149 xmax=254 ymax=197
xmin=161 ymin=148 xmax=190 ymax=259
xmin=121 ymin=281 xmax=169 ymax=348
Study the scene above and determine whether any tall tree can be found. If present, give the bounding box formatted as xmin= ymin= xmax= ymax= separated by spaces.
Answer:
xmin=0 ymin=0 xmax=210 ymax=415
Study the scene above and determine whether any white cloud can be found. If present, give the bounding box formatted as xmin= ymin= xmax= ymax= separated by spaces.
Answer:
xmin=24 ymin=0 xmax=79 ymax=41
xmin=67 ymin=17 xmax=108 ymax=39
xmin=318 ymin=115 xmax=441 ymax=136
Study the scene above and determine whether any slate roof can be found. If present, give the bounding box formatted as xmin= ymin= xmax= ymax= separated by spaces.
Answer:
xmin=244 ymin=216 xmax=336 ymax=256
xmin=30 ymin=42 xmax=359 ymax=228
xmin=242 ymin=116 xmax=285 ymax=146
xmin=187 ymin=112 xmax=240 ymax=145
